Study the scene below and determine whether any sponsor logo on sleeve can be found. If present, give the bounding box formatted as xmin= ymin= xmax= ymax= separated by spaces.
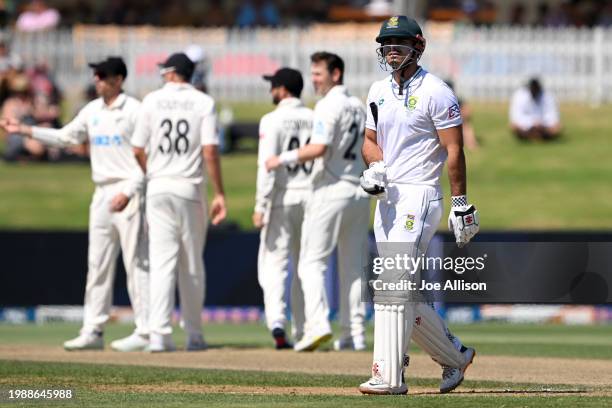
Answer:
xmin=448 ymin=104 xmax=460 ymax=119
xmin=314 ymin=120 xmax=325 ymax=136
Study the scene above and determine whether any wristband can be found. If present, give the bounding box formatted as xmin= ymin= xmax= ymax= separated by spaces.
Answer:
xmin=278 ymin=149 xmax=299 ymax=166
xmin=451 ymin=195 xmax=468 ymax=207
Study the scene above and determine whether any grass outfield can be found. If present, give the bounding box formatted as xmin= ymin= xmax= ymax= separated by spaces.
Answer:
xmin=1 ymin=322 xmax=612 ymax=359
xmin=1 ymin=322 xmax=611 ymax=407
xmin=0 ymin=103 xmax=611 ymax=230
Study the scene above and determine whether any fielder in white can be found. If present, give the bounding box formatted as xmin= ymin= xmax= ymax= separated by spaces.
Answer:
xmin=0 ymin=57 xmax=149 ymax=352
xmin=266 ymin=52 xmax=369 ymax=352
xmin=132 ymin=53 xmax=226 ymax=352
xmin=358 ymin=16 xmax=479 ymax=394
xmin=254 ymin=68 xmax=310 ymax=349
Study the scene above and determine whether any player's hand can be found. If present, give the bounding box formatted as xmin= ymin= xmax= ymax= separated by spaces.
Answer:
xmin=0 ymin=117 xmax=23 ymax=134
xmin=252 ymin=212 xmax=264 ymax=229
xmin=448 ymin=195 xmax=479 ymax=248
xmin=265 ymin=155 xmax=281 ymax=172
xmin=210 ymin=194 xmax=227 ymax=225
xmin=110 ymin=193 xmax=130 ymax=212
xmin=360 ymin=161 xmax=387 ymax=199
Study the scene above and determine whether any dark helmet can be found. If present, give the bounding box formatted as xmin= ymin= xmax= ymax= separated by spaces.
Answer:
xmin=375 ymin=16 xmax=426 ymax=71
xmin=376 ymin=16 xmax=423 ymax=44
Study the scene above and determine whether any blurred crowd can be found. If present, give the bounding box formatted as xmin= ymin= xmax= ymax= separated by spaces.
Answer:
xmin=0 ymin=0 xmax=611 ymax=29
xmin=0 ymin=39 xmax=88 ymax=162
xmin=427 ymin=0 xmax=612 ymax=27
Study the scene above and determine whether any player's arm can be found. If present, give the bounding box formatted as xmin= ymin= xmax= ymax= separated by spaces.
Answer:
xmin=264 ymin=143 xmax=326 ymax=171
xmin=439 ymin=125 xmax=479 ymax=247
xmin=133 ymin=147 xmax=147 ymax=173
xmin=362 ymin=128 xmax=382 ymax=165
xmin=132 ymin=100 xmax=151 ymax=174
xmin=0 ymin=107 xmax=88 ymax=146
xmin=438 ymin=125 xmax=466 ymax=196
xmin=265 ymin=104 xmax=331 ymax=171
xmin=253 ymin=116 xmax=279 ymax=228
xmin=360 ymin=99 xmax=386 ymax=198
xmin=201 ymin=103 xmax=227 ymax=226
xmin=433 ymin=86 xmax=478 ymax=247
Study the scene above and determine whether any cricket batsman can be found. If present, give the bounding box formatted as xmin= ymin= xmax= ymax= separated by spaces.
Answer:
xmin=132 ymin=53 xmax=226 ymax=352
xmin=266 ymin=52 xmax=369 ymax=352
xmin=358 ymin=16 xmax=479 ymax=394
xmin=254 ymin=67 xmax=310 ymax=349
xmin=0 ymin=57 xmax=149 ymax=352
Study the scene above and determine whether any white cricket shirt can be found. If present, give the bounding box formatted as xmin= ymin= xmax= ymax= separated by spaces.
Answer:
xmin=132 ymin=82 xmax=218 ymax=201
xmin=310 ymin=85 xmax=367 ymax=199
xmin=255 ymin=97 xmax=314 ymax=213
xmin=365 ymin=68 xmax=462 ymax=186
xmin=509 ymin=87 xmax=559 ymax=130
xmin=31 ymin=93 xmax=144 ymax=197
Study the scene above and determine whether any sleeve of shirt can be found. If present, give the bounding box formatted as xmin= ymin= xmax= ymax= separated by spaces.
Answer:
xmin=31 ymin=105 xmax=89 ymax=147
xmin=201 ymin=99 xmax=219 ymax=146
xmin=365 ymin=83 xmax=377 ymax=131
xmin=429 ymin=82 xmax=463 ymax=130
xmin=310 ymin=100 xmax=337 ymax=145
xmin=254 ymin=114 xmax=279 ymax=214
xmin=122 ymin=100 xmax=145 ymax=199
xmin=131 ymin=97 xmax=151 ymax=149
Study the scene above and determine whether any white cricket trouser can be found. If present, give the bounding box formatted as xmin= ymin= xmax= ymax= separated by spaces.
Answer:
xmin=372 ymin=183 xmax=464 ymax=382
xmin=82 ymin=182 xmax=149 ymax=336
xmin=298 ymin=191 xmax=369 ymax=339
xmin=257 ymin=202 xmax=305 ymax=339
xmin=147 ymin=194 xmax=207 ymax=337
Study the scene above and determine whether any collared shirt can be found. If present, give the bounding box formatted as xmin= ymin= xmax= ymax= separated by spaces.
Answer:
xmin=366 ymin=68 xmax=462 ymax=186
xmin=255 ymin=97 xmax=314 ymax=213
xmin=310 ymin=85 xmax=367 ymax=198
xmin=31 ymin=93 xmax=144 ymax=197
xmin=132 ymin=82 xmax=218 ymax=200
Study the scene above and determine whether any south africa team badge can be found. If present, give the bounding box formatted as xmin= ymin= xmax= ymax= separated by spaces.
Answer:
xmin=405 ymin=214 xmax=415 ymax=230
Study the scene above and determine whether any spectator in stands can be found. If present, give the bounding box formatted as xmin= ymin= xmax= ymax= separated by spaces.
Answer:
xmin=27 ymin=62 xmax=62 ymax=128
xmin=509 ymin=78 xmax=561 ymax=141
xmin=509 ymin=2 xmax=526 ymax=25
xmin=15 ymin=0 xmax=60 ymax=32
xmin=236 ymin=0 xmax=281 ymax=28
xmin=1 ymin=74 xmax=46 ymax=161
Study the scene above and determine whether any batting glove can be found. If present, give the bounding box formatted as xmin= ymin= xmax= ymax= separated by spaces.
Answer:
xmin=360 ymin=161 xmax=387 ymax=199
xmin=448 ymin=195 xmax=479 ymax=248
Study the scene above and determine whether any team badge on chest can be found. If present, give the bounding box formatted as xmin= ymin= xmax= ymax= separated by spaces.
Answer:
xmin=404 ymin=214 xmax=415 ymax=230
xmin=407 ymin=96 xmax=418 ymax=110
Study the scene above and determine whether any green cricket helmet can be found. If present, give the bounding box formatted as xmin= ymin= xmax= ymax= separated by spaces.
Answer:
xmin=376 ymin=15 xmax=423 ymax=44
xmin=375 ymin=15 xmax=426 ymax=72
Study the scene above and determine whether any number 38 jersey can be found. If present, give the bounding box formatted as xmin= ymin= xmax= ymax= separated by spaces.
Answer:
xmin=255 ymin=97 xmax=313 ymax=213
xmin=132 ymin=82 xmax=218 ymax=200
xmin=310 ymin=85 xmax=366 ymax=198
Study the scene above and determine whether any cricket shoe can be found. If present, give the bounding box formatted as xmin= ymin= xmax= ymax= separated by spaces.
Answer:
xmin=110 ymin=333 xmax=149 ymax=352
xmin=333 ymin=335 xmax=366 ymax=351
xmin=63 ymin=331 xmax=104 ymax=351
xmin=293 ymin=330 xmax=332 ymax=352
xmin=272 ymin=328 xmax=293 ymax=350
xmin=186 ymin=334 xmax=208 ymax=351
xmin=146 ymin=333 xmax=177 ymax=353
xmin=440 ymin=347 xmax=476 ymax=393
xmin=358 ymin=355 xmax=410 ymax=395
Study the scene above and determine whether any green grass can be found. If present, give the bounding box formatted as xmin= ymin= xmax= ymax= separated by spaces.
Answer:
xmin=1 ymin=321 xmax=611 ymax=360
xmin=2 ymin=321 xmax=610 ymax=407
xmin=0 ymin=360 xmax=602 ymax=408
xmin=1 ymin=103 xmax=611 ymax=230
